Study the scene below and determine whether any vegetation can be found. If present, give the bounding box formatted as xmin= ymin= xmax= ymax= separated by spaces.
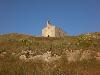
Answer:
xmin=0 ymin=32 xmax=100 ymax=75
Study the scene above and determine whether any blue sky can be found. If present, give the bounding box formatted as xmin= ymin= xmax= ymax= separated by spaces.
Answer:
xmin=0 ymin=0 xmax=100 ymax=35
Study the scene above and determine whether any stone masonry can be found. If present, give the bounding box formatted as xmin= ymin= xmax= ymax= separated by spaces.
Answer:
xmin=42 ymin=21 xmax=67 ymax=37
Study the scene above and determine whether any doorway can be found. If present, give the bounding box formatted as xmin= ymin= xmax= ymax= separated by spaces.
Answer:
xmin=48 ymin=35 xmax=50 ymax=37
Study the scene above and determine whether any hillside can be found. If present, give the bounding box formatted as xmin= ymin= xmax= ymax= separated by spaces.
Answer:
xmin=0 ymin=32 xmax=100 ymax=75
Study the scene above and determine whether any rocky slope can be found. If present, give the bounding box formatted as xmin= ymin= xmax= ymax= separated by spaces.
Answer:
xmin=0 ymin=32 xmax=100 ymax=75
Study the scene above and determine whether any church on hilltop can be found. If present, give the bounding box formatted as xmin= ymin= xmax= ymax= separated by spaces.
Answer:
xmin=42 ymin=20 xmax=67 ymax=37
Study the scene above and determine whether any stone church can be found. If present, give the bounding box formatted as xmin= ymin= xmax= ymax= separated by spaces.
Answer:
xmin=42 ymin=21 xmax=67 ymax=37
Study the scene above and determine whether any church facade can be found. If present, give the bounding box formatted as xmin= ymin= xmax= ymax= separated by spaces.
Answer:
xmin=42 ymin=21 xmax=67 ymax=37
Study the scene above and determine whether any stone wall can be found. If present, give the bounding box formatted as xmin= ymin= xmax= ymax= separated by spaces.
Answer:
xmin=42 ymin=25 xmax=55 ymax=37
xmin=55 ymin=27 xmax=67 ymax=37
xmin=42 ymin=21 xmax=67 ymax=37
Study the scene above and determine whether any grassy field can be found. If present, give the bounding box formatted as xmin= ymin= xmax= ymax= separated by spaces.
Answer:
xmin=0 ymin=32 xmax=100 ymax=75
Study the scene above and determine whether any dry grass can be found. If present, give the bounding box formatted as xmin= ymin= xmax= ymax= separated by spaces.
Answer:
xmin=0 ymin=55 xmax=100 ymax=75
xmin=0 ymin=32 xmax=100 ymax=75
